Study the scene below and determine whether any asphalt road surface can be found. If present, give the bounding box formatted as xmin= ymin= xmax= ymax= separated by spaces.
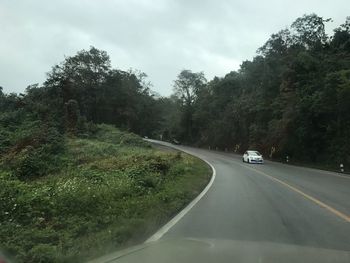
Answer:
xmin=148 ymin=140 xmax=350 ymax=252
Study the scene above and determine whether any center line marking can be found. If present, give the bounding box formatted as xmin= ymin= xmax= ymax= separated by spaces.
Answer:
xmin=241 ymin=164 xmax=350 ymax=223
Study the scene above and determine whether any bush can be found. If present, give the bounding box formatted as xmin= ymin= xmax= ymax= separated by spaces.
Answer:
xmin=93 ymin=124 xmax=150 ymax=148
xmin=14 ymin=146 xmax=47 ymax=178
xmin=0 ymin=125 xmax=211 ymax=262
xmin=27 ymin=244 xmax=59 ymax=263
xmin=1 ymin=122 xmax=64 ymax=179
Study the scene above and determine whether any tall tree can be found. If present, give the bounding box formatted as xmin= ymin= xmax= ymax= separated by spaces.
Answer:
xmin=291 ymin=13 xmax=331 ymax=49
xmin=173 ymin=70 xmax=206 ymax=141
xmin=44 ymin=46 xmax=111 ymax=123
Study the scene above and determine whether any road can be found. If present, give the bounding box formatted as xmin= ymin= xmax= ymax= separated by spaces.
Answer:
xmin=148 ymin=140 xmax=350 ymax=252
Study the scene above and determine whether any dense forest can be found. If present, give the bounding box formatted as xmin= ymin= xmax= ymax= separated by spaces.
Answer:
xmin=161 ymin=14 xmax=350 ymax=169
xmin=0 ymin=47 xmax=164 ymax=178
xmin=1 ymin=13 xmax=350 ymax=175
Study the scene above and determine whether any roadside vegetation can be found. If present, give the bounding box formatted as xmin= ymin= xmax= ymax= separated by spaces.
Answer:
xmin=0 ymin=124 xmax=211 ymax=262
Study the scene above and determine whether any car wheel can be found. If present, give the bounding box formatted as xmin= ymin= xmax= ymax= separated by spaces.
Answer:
xmin=247 ymin=158 xmax=250 ymax=163
xmin=242 ymin=158 xmax=245 ymax=162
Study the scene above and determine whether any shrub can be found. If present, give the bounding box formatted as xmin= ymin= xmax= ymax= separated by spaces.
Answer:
xmin=93 ymin=124 xmax=150 ymax=148
xmin=0 ymin=125 xmax=211 ymax=262
xmin=27 ymin=244 xmax=58 ymax=263
xmin=1 ymin=122 xmax=64 ymax=179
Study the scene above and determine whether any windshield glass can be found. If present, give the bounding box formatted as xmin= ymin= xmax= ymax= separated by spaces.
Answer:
xmin=1 ymin=2 xmax=349 ymax=263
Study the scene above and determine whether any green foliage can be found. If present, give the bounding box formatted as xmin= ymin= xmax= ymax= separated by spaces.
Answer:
xmin=65 ymin=99 xmax=81 ymax=136
xmin=172 ymin=70 xmax=207 ymax=141
xmin=0 ymin=114 xmax=64 ymax=179
xmin=161 ymin=15 xmax=350 ymax=169
xmin=36 ymin=46 xmax=161 ymax=136
xmin=92 ymin=124 xmax=151 ymax=147
xmin=291 ymin=13 xmax=330 ymax=48
xmin=0 ymin=125 xmax=211 ymax=262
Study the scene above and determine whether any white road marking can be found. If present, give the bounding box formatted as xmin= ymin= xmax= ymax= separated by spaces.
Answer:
xmin=145 ymin=145 xmax=216 ymax=243
xmin=240 ymin=163 xmax=350 ymax=223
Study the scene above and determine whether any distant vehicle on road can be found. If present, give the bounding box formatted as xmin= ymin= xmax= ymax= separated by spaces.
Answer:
xmin=243 ymin=150 xmax=264 ymax=164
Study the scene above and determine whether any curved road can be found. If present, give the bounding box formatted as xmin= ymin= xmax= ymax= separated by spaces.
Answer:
xmin=148 ymin=140 xmax=350 ymax=252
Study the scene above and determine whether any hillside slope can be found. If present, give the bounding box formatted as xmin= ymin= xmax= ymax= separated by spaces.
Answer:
xmin=0 ymin=124 xmax=211 ymax=263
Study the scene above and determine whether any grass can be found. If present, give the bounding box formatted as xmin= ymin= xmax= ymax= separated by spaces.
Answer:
xmin=0 ymin=124 xmax=211 ymax=263
xmin=272 ymin=158 xmax=350 ymax=175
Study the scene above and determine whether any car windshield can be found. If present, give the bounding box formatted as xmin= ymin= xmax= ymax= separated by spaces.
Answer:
xmin=1 ymin=2 xmax=349 ymax=263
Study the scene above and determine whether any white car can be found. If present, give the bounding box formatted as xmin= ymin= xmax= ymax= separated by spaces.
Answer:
xmin=243 ymin=150 xmax=264 ymax=164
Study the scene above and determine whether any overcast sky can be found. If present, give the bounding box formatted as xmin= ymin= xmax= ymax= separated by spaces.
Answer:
xmin=0 ymin=0 xmax=349 ymax=96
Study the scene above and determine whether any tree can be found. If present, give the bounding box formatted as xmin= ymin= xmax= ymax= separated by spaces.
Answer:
xmin=291 ymin=13 xmax=331 ymax=49
xmin=174 ymin=70 xmax=206 ymax=106
xmin=44 ymin=46 xmax=111 ymax=122
xmin=331 ymin=16 xmax=350 ymax=51
xmin=27 ymin=47 xmax=163 ymax=135
xmin=173 ymin=70 xmax=207 ymax=141
xmin=258 ymin=29 xmax=293 ymax=56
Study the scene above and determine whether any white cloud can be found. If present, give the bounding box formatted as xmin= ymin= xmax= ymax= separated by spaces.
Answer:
xmin=0 ymin=0 xmax=348 ymax=96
